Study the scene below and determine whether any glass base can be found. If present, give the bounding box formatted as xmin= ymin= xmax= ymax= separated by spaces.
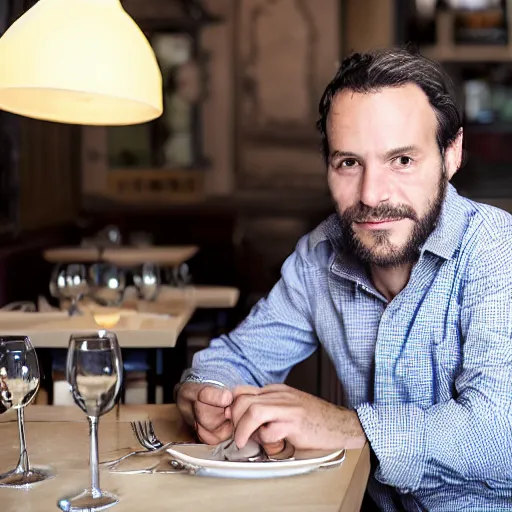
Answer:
xmin=57 ymin=488 xmax=119 ymax=512
xmin=0 ymin=465 xmax=55 ymax=488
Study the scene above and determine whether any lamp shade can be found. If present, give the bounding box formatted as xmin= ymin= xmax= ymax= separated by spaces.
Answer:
xmin=0 ymin=0 xmax=163 ymax=125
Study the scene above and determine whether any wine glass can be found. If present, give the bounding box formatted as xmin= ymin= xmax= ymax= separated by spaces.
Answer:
xmin=0 ymin=335 xmax=55 ymax=487
xmin=172 ymin=263 xmax=192 ymax=288
xmin=57 ymin=331 xmax=123 ymax=512
xmin=51 ymin=264 xmax=89 ymax=315
xmin=132 ymin=262 xmax=160 ymax=301
xmin=49 ymin=263 xmax=62 ymax=301
xmin=88 ymin=263 xmax=126 ymax=306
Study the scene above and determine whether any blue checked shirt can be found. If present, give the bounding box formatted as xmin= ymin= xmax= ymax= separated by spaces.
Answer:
xmin=188 ymin=184 xmax=512 ymax=511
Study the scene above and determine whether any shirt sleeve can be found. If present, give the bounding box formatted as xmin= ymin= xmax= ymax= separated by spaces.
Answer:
xmin=356 ymin=222 xmax=512 ymax=493
xmin=186 ymin=235 xmax=318 ymax=389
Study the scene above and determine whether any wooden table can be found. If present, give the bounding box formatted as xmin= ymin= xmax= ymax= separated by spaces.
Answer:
xmin=0 ymin=405 xmax=370 ymax=512
xmin=0 ymin=286 xmax=240 ymax=349
xmin=0 ymin=307 xmax=196 ymax=349
xmin=42 ymin=246 xmax=199 ymax=267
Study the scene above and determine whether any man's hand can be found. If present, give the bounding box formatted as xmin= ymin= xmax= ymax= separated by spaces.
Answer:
xmin=229 ymin=384 xmax=366 ymax=453
xmin=176 ymin=383 xmax=234 ymax=445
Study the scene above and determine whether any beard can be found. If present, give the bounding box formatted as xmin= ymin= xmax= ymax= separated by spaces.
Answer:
xmin=337 ymin=169 xmax=448 ymax=268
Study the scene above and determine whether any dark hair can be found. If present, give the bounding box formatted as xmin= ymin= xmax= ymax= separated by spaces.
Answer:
xmin=316 ymin=47 xmax=462 ymax=163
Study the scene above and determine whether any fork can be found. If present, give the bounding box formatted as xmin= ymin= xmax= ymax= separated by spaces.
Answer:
xmin=131 ymin=419 xmax=167 ymax=450
xmin=130 ymin=419 xmax=205 ymax=453
xmin=100 ymin=419 xmax=198 ymax=466
xmin=127 ymin=419 xmax=202 ymax=473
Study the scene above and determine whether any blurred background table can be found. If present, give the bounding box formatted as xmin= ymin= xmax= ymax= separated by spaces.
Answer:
xmin=43 ymin=245 xmax=199 ymax=267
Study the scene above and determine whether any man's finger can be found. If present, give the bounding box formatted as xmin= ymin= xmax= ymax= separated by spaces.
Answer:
xmin=231 ymin=392 xmax=291 ymax=428
xmin=196 ymin=419 xmax=233 ymax=446
xmin=197 ymin=385 xmax=233 ymax=407
xmin=177 ymin=382 xmax=203 ymax=402
xmin=262 ymin=440 xmax=286 ymax=456
xmin=232 ymin=384 xmax=291 ymax=399
xmin=259 ymin=384 xmax=291 ymax=393
xmin=232 ymin=385 xmax=262 ymax=398
xmin=255 ymin=422 xmax=289 ymax=449
xmin=230 ymin=393 xmax=260 ymax=427
xmin=176 ymin=383 xmax=204 ymax=426
xmin=194 ymin=401 xmax=227 ymax=432
xmin=234 ymin=403 xmax=285 ymax=448
xmin=251 ymin=428 xmax=286 ymax=456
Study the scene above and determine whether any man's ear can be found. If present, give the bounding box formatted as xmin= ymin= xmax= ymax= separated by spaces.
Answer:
xmin=444 ymin=128 xmax=463 ymax=180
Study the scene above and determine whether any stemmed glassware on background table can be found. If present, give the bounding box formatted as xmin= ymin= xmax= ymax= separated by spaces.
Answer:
xmin=50 ymin=263 xmax=89 ymax=316
xmin=0 ymin=335 xmax=55 ymax=487
xmin=132 ymin=262 xmax=161 ymax=301
xmin=57 ymin=331 xmax=123 ymax=512
xmin=88 ymin=263 xmax=126 ymax=307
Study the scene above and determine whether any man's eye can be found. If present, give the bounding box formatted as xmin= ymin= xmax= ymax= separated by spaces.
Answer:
xmin=395 ymin=156 xmax=412 ymax=166
xmin=341 ymin=159 xmax=358 ymax=168
xmin=329 ymin=156 xmax=360 ymax=170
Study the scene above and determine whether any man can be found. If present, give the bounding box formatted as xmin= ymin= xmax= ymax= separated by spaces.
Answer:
xmin=175 ymin=48 xmax=512 ymax=511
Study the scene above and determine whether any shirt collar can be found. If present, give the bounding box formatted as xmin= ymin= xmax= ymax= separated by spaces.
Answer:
xmin=420 ymin=183 xmax=472 ymax=261
xmin=310 ymin=214 xmax=378 ymax=291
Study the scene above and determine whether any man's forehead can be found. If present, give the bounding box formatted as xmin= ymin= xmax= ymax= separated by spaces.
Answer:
xmin=328 ymin=84 xmax=435 ymax=121
xmin=326 ymin=84 xmax=438 ymax=147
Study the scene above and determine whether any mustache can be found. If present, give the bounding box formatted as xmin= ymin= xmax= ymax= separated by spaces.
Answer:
xmin=342 ymin=203 xmax=419 ymax=223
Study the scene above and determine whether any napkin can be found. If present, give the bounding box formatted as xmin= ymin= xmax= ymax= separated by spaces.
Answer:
xmin=212 ymin=438 xmax=261 ymax=462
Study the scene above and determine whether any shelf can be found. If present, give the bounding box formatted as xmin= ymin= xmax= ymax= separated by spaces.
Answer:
xmin=464 ymin=123 xmax=512 ymax=133
xmin=421 ymin=9 xmax=512 ymax=62
xmin=421 ymin=44 xmax=512 ymax=62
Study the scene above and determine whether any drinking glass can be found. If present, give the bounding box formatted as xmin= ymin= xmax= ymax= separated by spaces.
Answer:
xmin=57 ymin=331 xmax=123 ymax=512
xmin=88 ymin=263 xmax=126 ymax=306
xmin=132 ymin=262 xmax=160 ymax=301
xmin=0 ymin=335 xmax=55 ymax=487
xmin=51 ymin=263 xmax=89 ymax=315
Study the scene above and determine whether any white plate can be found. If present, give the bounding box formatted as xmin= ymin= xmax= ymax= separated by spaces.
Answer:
xmin=166 ymin=444 xmax=345 ymax=479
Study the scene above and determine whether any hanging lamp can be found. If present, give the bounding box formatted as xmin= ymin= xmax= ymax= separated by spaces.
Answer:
xmin=0 ymin=0 xmax=163 ymax=125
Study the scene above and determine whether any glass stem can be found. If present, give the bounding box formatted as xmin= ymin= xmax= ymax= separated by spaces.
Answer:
xmin=16 ymin=407 xmax=30 ymax=473
xmin=88 ymin=416 xmax=100 ymax=495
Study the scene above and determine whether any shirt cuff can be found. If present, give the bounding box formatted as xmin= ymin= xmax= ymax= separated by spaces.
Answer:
xmin=179 ymin=367 xmax=246 ymax=390
xmin=356 ymin=402 xmax=427 ymax=493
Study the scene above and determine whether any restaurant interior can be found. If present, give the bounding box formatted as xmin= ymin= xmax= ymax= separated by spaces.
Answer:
xmin=0 ymin=0 xmax=510 ymax=510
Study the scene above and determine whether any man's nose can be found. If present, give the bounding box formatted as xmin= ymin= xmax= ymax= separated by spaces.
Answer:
xmin=359 ymin=165 xmax=390 ymax=208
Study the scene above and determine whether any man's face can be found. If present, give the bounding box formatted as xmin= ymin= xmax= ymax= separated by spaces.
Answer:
xmin=326 ymin=84 xmax=455 ymax=268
